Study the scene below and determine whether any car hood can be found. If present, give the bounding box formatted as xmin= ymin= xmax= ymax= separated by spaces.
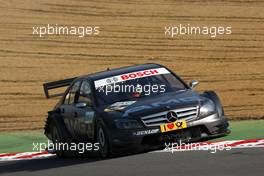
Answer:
xmin=103 ymin=89 xmax=207 ymax=119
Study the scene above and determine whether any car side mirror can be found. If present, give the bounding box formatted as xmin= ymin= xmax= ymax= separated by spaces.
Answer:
xmin=189 ymin=80 xmax=199 ymax=89
xmin=75 ymin=102 xmax=87 ymax=108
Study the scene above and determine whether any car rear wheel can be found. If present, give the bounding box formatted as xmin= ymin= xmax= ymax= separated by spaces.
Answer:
xmin=48 ymin=114 xmax=74 ymax=158
xmin=51 ymin=124 xmax=65 ymax=157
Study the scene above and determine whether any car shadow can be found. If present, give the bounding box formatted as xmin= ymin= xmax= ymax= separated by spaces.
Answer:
xmin=0 ymin=153 xmax=101 ymax=174
xmin=0 ymin=151 xmax=147 ymax=174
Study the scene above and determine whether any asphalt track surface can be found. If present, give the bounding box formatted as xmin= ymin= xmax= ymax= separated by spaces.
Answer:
xmin=1 ymin=148 xmax=263 ymax=176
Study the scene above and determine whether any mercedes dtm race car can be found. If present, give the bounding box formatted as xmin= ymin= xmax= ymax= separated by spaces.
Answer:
xmin=43 ymin=63 xmax=230 ymax=158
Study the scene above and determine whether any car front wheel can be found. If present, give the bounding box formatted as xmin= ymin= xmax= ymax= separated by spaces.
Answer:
xmin=97 ymin=121 xmax=110 ymax=158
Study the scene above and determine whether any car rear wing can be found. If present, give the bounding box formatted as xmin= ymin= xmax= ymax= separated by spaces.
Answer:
xmin=43 ymin=77 xmax=76 ymax=99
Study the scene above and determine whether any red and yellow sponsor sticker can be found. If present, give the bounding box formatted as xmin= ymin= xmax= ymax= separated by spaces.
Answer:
xmin=160 ymin=120 xmax=187 ymax=133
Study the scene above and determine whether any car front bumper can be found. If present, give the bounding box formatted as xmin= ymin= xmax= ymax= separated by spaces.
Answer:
xmin=110 ymin=113 xmax=230 ymax=152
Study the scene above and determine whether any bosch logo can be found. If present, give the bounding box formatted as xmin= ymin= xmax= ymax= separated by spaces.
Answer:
xmin=166 ymin=111 xmax=178 ymax=122
xmin=120 ymin=69 xmax=159 ymax=80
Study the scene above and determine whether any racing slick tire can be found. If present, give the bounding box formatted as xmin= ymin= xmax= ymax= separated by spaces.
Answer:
xmin=97 ymin=119 xmax=113 ymax=158
xmin=47 ymin=113 xmax=74 ymax=158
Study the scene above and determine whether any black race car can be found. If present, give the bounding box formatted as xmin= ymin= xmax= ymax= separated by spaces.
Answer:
xmin=43 ymin=63 xmax=230 ymax=158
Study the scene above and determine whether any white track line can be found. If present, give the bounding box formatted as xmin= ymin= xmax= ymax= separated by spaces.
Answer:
xmin=1 ymin=138 xmax=264 ymax=161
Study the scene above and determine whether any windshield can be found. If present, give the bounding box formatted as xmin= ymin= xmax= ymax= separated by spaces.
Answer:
xmin=94 ymin=67 xmax=187 ymax=105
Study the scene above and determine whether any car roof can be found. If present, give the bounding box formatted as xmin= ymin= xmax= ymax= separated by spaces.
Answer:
xmin=79 ymin=63 xmax=165 ymax=81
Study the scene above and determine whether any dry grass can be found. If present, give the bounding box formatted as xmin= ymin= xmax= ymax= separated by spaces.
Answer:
xmin=0 ymin=0 xmax=264 ymax=131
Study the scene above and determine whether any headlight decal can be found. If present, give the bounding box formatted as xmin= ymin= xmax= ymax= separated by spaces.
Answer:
xmin=199 ymin=100 xmax=216 ymax=118
xmin=115 ymin=119 xmax=143 ymax=129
